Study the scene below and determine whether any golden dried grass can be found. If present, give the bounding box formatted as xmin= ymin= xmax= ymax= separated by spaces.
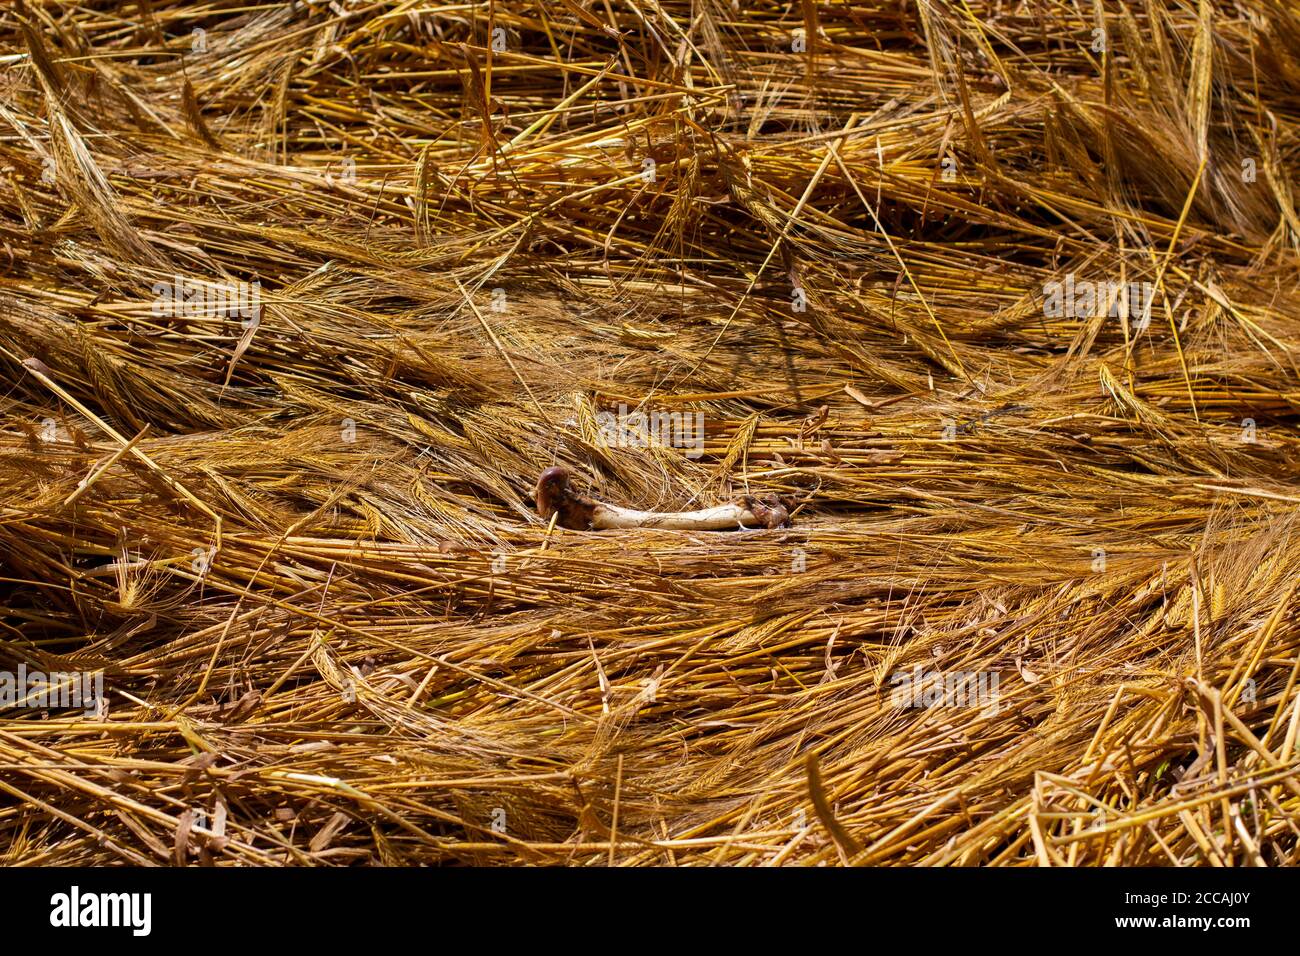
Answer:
xmin=1 ymin=0 xmax=1299 ymax=865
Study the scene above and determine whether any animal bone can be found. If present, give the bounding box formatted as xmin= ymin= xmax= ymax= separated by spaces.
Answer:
xmin=535 ymin=466 xmax=791 ymax=531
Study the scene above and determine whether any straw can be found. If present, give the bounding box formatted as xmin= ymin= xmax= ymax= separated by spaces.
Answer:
xmin=1 ymin=0 xmax=1299 ymax=866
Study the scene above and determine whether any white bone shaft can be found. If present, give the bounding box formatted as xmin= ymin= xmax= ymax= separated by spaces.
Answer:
xmin=591 ymin=503 xmax=757 ymax=530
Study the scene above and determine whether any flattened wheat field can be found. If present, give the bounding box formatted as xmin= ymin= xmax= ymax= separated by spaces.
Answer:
xmin=3 ymin=0 xmax=1300 ymax=866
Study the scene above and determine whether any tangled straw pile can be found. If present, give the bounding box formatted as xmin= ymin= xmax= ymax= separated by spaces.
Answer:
xmin=1 ymin=0 xmax=1299 ymax=867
